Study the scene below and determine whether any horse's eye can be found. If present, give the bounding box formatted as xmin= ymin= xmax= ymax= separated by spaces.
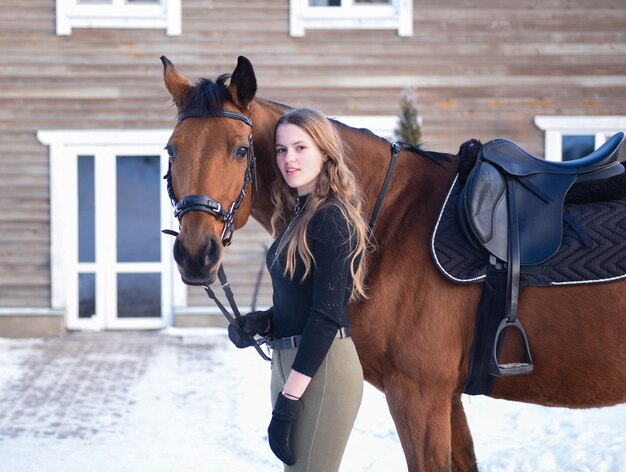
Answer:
xmin=165 ymin=145 xmax=176 ymax=160
xmin=235 ymin=146 xmax=249 ymax=158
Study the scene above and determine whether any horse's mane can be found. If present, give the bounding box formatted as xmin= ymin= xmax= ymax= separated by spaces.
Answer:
xmin=396 ymin=141 xmax=453 ymax=167
xmin=333 ymin=119 xmax=452 ymax=167
xmin=179 ymin=74 xmax=231 ymax=118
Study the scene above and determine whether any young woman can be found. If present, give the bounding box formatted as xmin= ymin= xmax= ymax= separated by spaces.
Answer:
xmin=228 ymin=107 xmax=369 ymax=471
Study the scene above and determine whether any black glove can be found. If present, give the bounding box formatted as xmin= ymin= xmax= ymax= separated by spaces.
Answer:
xmin=227 ymin=310 xmax=271 ymax=348
xmin=268 ymin=393 xmax=302 ymax=466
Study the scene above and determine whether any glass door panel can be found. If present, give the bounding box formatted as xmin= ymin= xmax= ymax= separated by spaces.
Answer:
xmin=78 ymin=155 xmax=96 ymax=263
xmin=110 ymin=154 xmax=164 ymax=327
xmin=78 ymin=273 xmax=96 ymax=319
xmin=77 ymin=156 xmax=97 ymax=321
xmin=116 ymin=155 xmax=161 ymax=263
xmin=117 ymin=273 xmax=161 ymax=318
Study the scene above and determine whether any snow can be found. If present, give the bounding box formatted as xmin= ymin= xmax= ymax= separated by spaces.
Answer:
xmin=0 ymin=332 xmax=624 ymax=471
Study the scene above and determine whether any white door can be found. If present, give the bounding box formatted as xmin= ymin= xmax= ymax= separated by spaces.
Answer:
xmin=71 ymin=150 xmax=173 ymax=329
xmin=39 ymin=131 xmax=179 ymax=331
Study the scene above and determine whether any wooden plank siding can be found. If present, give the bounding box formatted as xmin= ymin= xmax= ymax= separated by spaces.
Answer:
xmin=0 ymin=0 xmax=624 ymax=329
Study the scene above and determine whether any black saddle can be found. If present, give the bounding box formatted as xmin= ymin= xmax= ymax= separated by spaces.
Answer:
xmin=459 ymin=132 xmax=625 ymax=377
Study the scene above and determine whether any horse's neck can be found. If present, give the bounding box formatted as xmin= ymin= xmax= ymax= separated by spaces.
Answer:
xmin=341 ymin=127 xmax=456 ymax=240
xmin=247 ymin=100 xmax=444 ymax=236
xmin=340 ymin=127 xmax=401 ymax=216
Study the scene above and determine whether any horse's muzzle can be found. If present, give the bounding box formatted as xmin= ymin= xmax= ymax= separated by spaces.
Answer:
xmin=173 ymin=235 xmax=221 ymax=286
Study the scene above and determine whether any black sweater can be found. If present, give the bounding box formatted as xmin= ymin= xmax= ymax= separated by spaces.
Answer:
xmin=265 ymin=195 xmax=354 ymax=377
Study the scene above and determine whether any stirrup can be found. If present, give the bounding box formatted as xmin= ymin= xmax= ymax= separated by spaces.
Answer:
xmin=489 ymin=318 xmax=534 ymax=376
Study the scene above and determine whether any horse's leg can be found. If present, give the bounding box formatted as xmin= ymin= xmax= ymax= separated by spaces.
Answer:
xmin=385 ymin=374 xmax=453 ymax=472
xmin=450 ymin=395 xmax=478 ymax=472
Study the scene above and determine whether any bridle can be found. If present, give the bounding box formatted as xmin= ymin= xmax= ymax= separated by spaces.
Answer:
xmin=163 ymin=109 xmax=257 ymax=247
xmin=163 ymin=108 xmax=270 ymax=361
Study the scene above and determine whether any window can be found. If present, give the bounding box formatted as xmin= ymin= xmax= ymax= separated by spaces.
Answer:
xmin=56 ymin=0 xmax=181 ymax=36
xmin=290 ymin=0 xmax=413 ymax=37
xmin=562 ymin=135 xmax=595 ymax=162
xmin=534 ymin=116 xmax=626 ymax=162
xmin=332 ymin=115 xmax=399 ymax=140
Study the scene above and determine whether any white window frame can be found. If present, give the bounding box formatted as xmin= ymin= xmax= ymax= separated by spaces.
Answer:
xmin=534 ymin=115 xmax=626 ymax=162
xmin=333 ymin=115 xmax=400 ymax=141
xmin=56 ymin=0 xmax=181 ymax=36
xmin=290 ymin=0 xmax=413 ymax=37
xmin=37 ymin=129 xmax=186 ymax=330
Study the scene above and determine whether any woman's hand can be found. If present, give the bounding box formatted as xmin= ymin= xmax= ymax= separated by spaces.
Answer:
xmin=227 ymin=310 xmax=271 ymax=348
xmin=268 ymin=392 xmax=302 ymax=465
xmin=267 ymin=369 xmax=311 ymax=464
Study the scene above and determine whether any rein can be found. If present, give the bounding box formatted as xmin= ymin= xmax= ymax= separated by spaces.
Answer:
xmin=164 ymin=109 xmax=404 ymax=362
xmin=204 ymin=265 xmax=272 ymax=361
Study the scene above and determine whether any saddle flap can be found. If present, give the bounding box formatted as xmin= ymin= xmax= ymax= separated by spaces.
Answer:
xmin=463 ymin=160 xmax=508 ymax=261
xmin=462 ymin=160 xmax=577 ymax=265
xmin=513 ymin=172 xmax=576 ymax=264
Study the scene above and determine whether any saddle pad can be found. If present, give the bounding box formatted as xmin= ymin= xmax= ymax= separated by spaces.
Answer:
xmin=431 ymin=175 xmax=626 ymax=286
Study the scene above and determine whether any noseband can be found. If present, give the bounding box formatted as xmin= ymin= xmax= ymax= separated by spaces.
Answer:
xmin=163 ymin=109 xmax=257 ymax=246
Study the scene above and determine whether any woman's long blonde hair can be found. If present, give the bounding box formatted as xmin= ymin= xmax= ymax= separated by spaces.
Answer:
xmin=270 ymin=108 xmax=368 ymax=299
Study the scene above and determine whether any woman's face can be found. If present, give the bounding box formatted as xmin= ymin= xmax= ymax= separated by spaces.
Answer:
xmin=275 ymin=123 xmax=325 ymax=196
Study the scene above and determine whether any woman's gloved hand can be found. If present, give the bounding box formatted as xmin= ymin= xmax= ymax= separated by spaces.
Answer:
xmin=227 ymin=309 xmax=271 ymax=348
xmin=268 ymin=393 xmax=302 ymax=465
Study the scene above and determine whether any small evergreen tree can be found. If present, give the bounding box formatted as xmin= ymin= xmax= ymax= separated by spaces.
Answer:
xmin=395 ymin=87 xmax=421 ymax=144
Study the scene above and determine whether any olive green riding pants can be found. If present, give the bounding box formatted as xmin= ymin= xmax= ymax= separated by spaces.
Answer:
xmin=270 ymin=337 xmax=364 ymax=472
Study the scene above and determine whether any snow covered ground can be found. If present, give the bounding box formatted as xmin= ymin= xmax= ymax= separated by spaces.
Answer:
xmin=0 ymin=331 xmax=624 ymax=472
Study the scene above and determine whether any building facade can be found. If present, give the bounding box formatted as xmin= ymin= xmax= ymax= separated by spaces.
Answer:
xmin=1 ymin=0 xmax=624 ymax=336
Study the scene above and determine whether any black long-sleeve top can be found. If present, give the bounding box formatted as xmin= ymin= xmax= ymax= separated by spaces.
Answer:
xmin=264 ymin=195 xmax=354 ymax=377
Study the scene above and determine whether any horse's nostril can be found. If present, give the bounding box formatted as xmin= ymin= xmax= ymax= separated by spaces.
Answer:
xmin=203 ymin=239 xmax=212 ymax=266
xmin=206 ymin=236 xmax=219 ymax=264
xmin=173 ymin=238 xmax=187 ymax=266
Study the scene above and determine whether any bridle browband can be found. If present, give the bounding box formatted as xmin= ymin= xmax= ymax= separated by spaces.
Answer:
xmin=163 ymin=109 xmax=257 ymax=247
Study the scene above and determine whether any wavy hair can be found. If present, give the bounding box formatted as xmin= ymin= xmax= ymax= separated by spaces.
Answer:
xmin=270 ymin=108 xmax=368 ymax=299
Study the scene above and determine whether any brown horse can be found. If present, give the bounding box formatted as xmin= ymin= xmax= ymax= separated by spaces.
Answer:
xmin=160 ymin=56 xmax=626 ymax=471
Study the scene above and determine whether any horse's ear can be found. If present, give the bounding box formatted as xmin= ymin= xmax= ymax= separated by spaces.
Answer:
xmin=228 ymin=56 xmax=257 ymax=110
xmin=161 ymin=56 xmax=192 ymax=108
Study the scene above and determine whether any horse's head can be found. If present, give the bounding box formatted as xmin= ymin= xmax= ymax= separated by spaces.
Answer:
xmin=161 ymin=56 xmax=258 ymax=285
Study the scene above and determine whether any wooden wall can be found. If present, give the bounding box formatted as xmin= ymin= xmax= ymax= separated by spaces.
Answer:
xmin=0 ymin=0 xmax=624 ymax=317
